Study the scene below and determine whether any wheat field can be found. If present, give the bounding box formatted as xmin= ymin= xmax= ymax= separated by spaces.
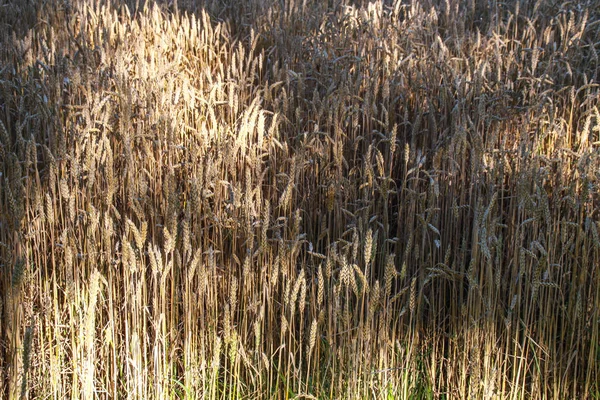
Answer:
xmin=0 ymin=0 xmax=599 ymax=398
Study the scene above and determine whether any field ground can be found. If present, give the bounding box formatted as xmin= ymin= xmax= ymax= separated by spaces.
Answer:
xmin=1 ymin=0 xmax=599 ymax=398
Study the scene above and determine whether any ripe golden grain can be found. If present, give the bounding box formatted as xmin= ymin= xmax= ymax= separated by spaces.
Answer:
xmin=1 ymin=1 xmax=598 ymax=398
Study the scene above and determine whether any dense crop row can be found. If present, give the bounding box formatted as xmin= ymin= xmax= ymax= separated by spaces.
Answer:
xmin=1 ymin=0 xmax=599 ymax=398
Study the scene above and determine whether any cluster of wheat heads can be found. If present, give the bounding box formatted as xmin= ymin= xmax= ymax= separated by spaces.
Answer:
xmin=0 ymin=0 xmax=599 ymax=398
